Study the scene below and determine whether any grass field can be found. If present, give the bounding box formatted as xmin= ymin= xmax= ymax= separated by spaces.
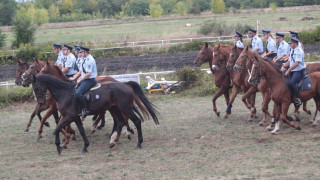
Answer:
xmin=3 ymin=10 xmax=320 ymax=47
xmin=1 ymin=94 xmax=320 ymax=179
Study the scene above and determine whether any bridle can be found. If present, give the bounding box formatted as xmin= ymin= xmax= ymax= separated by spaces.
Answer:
xmin=212 ymin=48 xmax=225 ymax=68
xmin=41 ymin=64 xmax=51 ymax=74
xmin=234 ymin=50 xmax=249 ymax=72
xmin=226 ymin=49 xmax=240 ymax=70
xmin=22 ymin=63 xmax=42 ymax=83
xmin=195 ymin=47 xmax=211 ymax=64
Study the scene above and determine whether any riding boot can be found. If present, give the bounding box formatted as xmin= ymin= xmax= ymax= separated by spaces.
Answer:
xmin=77 ymin=96 xmax=90 ymax=118
xmin=294 ymin=88 xmax=302 ymax=106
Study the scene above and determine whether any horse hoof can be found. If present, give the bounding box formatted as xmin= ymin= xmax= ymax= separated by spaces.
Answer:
xmin=97 ymin=126 xmax=104 ymax=130
xmin=305 ymin=110 xmax=311 ymax=115
xmin=216 ymin=112 xmax=220 ymax=117
xmin=57 ymin=146 xmax=63 ymax=155
xmin=266 ymin=127 xmax=272 ymax=131
xmin=312 ymin=123 xmax=318 ymax=127
xmin=254 ymin=116 xmax=258 ymax=119
xmin=222 ymin=115 xmax=228 ymax=119
xmin=270 ymin=131 xmax=277 ymax=135
xmin=128 ymin=135 xmax=131 ymax=140
xmin=109 ymin=143 xmax=115 ymax=148
xmin=81 ymin=148 xmax=88 ymax=154
xmin=296 ymin=126 xmax=301 ymax=130
xmin=44 ymin=122 xmax=50 ymax=127
xmin=24 ymin=128 xmax=29 ymax=133
xmin=91 ymin=130 xmax=96 ymax=135
xmin=62 ymin=146 xmax=68 ymax=149
xmin=137 ymin=143 xmax=142 ymax=149
xmin=37 ymin=136 xmax=42 ymax=142
xmin=257 ymin=122 xmax=264 ymax=126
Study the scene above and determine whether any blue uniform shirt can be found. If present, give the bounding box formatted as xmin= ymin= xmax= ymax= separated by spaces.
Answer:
xmin=277 ymin=40 xmax=290 ymax=58
xmin=62 ymin=53 xmax=77 ymax=75
xmin=252 ymin=35 xmax=263 ymax=54
xmin=55 ymin=51 xmax=64 ymax=66
xmin=266 ymin=37 xmax=277 ymax=54
xmin=289 ymin=47 xmax=305 ymax=72
xmin=81 ymin=54 xmax=97 ymax=79
xmin=76 ymin=57 xmax=83 ymax=72
xmin=235 ymin=40 xmax=244 ymax=49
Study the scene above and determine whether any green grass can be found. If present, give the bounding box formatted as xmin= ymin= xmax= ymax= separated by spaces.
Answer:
xmin=3 ymin=10 xmax=320 ymax=46
xmin=0 ymin=94 xmax=320 ymax=179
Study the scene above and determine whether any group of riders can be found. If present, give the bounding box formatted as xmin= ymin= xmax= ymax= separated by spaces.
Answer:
xmin=53 ymin=44 xmax=97 ymax=118
xmin=233 ymin=29 xmax=305 ymax=106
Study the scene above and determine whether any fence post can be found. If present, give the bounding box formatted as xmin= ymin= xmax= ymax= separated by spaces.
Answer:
xmin=162 ymin=40 xmax=164 ymax=47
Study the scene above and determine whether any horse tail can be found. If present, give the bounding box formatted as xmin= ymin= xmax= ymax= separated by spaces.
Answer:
xmin=133 ymin=94 xmax=149 ymax=121
xmin=125 ymin=81 xmax=160 ymax=125
xmin=133 ymin=105 xmax=145 ymax=122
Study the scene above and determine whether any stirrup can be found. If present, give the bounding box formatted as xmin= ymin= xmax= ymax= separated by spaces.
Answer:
xmin=78 ymin=109 xmax=90 ymax=118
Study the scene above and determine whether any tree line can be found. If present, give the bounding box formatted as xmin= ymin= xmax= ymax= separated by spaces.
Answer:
xmin=1 ymin=0 xmax=320 ymax=26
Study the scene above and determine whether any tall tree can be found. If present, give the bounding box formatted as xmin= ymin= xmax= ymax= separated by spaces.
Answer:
xmin=12 ymin=16 xmax=36 ymax=48
xmin=0 ymin=30 xmax=6 ymax=48
xmin=0 ymin=0 xmax=17 ymax=26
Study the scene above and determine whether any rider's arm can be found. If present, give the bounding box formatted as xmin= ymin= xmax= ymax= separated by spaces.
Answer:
xmin=286 ymin=61 xmax=299 ymax=73
xmin=281 ymin=60 xmax=290 ymax=70
xmin=70 ymin=71 xmax=81 ymax=80
xmin=62 ymin=67 xmax=70 ymax=73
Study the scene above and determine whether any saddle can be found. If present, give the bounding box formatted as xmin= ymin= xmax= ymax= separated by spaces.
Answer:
xmin=84 ymin=83 xmax=102 ymax=103
xmin=286 ymin=69 xmax=313 ymax=91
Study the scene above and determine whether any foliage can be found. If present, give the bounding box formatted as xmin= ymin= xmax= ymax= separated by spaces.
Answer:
xmin=15 ymin=3 xmax=49 ymax=26
xmin=211 ymin=0 xmax=226 ymax=14
xmin=11 ymin=16 xmax=37 ymax=48
xmin=198 ymin=19 xmax=252 ymax=36
xmin=149 ymin=3 xmax=163 ymax=18
xmin=299 ymin=26 xmax=320 ymax=44
xmin=48 ymin=3 xmax=60 ymax=20
xmin=0 ymin=30 xmax=6 ymax=49
xmin=174 ymin=1 xmax=189 ymax=16
xmin=269 ymin=2 xmax=277 ymax=12
xmin=123 ymin=0 xmax=150 ymax=16
xmin=0 ymin=86 xmax=33 ymax=106
xmin=0 ymin=0 xmax=17 ymax=26
xmin=59 ymin=0 xmax=73 ymax=15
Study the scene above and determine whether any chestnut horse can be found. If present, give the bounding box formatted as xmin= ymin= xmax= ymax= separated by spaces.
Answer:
xmin=194 ymin=43 xmax=230 ymax=117
xmin=246 ymin=53 xmax=320 ymax=134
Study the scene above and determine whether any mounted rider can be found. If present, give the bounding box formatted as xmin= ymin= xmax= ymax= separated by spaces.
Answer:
xmin=281 ymin=37 xmax=305 ymax=106
xmin=53 ymin=43 xmax=64 ymax=68
xmin=69 ymin=46 xmax=97 ymax=117
xmin=261 ymin=29 xmax=277 ymax=60
xmin=289 ymin=31 xmax=304 ymax=50
xmin=248 ymin=28 xmax=263 ymax=55
xmin=60 ymin=45 xmax=78 ymax=78
xmin=233 ymin=32 xmax=244 ymax=49
xmin=74 ymin=44 xmax=82 ymax=72
xmin=273 ymin=33 xmax=290 ymax=65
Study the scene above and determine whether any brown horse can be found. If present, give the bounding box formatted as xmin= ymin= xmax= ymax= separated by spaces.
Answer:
xmin=220 ymin=45 xmax=260 ymax=121
xmin=194 ymin=43 xmax=230 ymax=117
xmin=245 ymin=53 xmax=320 ymax=134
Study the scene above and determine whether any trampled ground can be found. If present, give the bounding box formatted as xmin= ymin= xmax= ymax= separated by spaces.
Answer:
xmin=0 ymin=94 xmax=320 ymax=179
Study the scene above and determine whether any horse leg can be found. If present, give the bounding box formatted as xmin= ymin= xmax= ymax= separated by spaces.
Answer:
xmin=109 ymin=108 xmax=125 ymax=148
xmin=212 ymin=86 xmax=228 ymax=117
xmin=312 ymin=97 xmax=320 ymax=127
xmin=97 ymin=114 xmax=105 ymax=130
xmin=24 ymin=104 xmax=40 ymax=132
xmin=280 ymin=102 xmax=301 ymax=131
xmin=223 ymin=85 xmax=239 ymax=119
xmin=241 ymin=86 xmax=257 ymax=110
xmin=60 ymin=125 xmax=74 ymax=148
xmin=248 ymin=93 xmax=257 ymax=121
xmin=54 ymin=116 xmax=73 ymax=155
xmin=37 ymin=106 xmax=55 ymax=141
xmin=74 ymin=117 xmax=89 ymax=153
xmin=53 ymin=110 xmax=59 ymax=125
xmin=258 ymin=90 xmax=272 ymax=126
xmin=91 ymin=113 xmax=104 ymax=134
xmin=270 ymin=103 xmax=281 ymax=134
xmin=303 ymin=101 xmax=312 ymax=115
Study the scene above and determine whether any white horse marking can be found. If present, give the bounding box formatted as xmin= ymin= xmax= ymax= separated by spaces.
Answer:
xmin=248 ymin=64 xmax=254 ymax=83
xmin=313 ymin=110 xmax=320 ymax=126
xmin=271 ymin=121 xmax=280 ymax=134
xmin=110 ymin=132 xmax=118 ymax=144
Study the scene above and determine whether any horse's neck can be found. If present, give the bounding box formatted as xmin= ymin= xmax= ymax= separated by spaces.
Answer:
xmin=53 ymin=66 xmax=69 ymax=82
xmin=45 ymin=79 xmax=73 ymax=104
xmin=261 ymin=60 xmax=286 ymax=90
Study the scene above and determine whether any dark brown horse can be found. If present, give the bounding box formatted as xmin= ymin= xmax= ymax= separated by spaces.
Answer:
xmin=194 ymin=43 xmax=230 ymax=117
xmin=217 ymin=45 xmax=259 ymax=121
xmin=244 ymin=53 xmax=320 ymax=133
xmin=32 ymin=74 xmax=159 ymax=154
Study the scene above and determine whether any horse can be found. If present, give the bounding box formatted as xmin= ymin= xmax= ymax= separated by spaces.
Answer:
xmin=194 ymin=43 xmax=231 ymax=117
xmin=245 ymin=53 xmax=320 ymax=134
xmin=235 ymin=46 xmax=320 ymax=127
xmin=38 ymin=60 xmax=149 ymax=143
xmin=217 ymin=44 xmax=262 ymax=121
xmin=32 ymin=74 xmax=159 ymax=154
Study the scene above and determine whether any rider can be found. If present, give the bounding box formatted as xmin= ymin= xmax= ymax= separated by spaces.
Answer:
xmin=70 ymin=46 xmax=97 ymax=117
xmin=53 ymin=43 xmax=64 ymax=68
xmin=280 ymin=37 xmax=305 ymax=106
xmin=61 ymin=45 xmax=77 ymax=78
xmin=289 ymin=31 xmax=304 ymax=50
xmin=74 ymin=44 xmax=82 ymax=72
xmin=248 ymin=28 xmax=263 ymax=55
xmin=233 ymin=32 xmax=244 ymax=49
xmin=261 ymin=29 xmax=277 ymax=60
xmin=273 ymin=33 xmax=290 ymax=65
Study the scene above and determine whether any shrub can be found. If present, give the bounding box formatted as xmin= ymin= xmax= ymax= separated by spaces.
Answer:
xmin=0 ymin=30 xmax=6 ymax=49
xmin=0 ymin=86 xmax=33 ymax=106
xmin=299 ymin=26 xmax=320 ymax=44
xmin=178 ymin=66 xmax=203 ymax=89
xmin=198 ymin=20 xmax=253 ymax=36
xmin=149 ymin=3 xmax=163 ymax=18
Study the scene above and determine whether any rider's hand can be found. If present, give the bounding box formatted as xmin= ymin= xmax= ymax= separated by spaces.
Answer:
xmin=285 ymin=70 xmax=289 ymax=76
xmin=273 ymin=57 xmax=278 ymax=63
xmin=281 ymin=66 xmax=286 ymax=72
xmin=77 ymin=78 xmax=82 ymax=84
xmin=69 ymin=77 xmax=74 ymax=81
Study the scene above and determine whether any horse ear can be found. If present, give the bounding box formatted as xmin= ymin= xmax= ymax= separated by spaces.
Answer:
xmin=34 ymin=57 xmax=39 ymax=63
xmin=47 ymin=59 xmax=51 ymax=65
xmin=205 ymin=42 xmax=208 ymax=48
xmin=199 ymin=45 xmax=204 ymax=49
xmin=18 ymin=59 xmax=22 ymax=64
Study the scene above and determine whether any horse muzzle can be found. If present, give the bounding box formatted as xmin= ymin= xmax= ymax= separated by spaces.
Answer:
xmin=248 ymin=78 xmax=260 ymax=87
xmin=233 ymin=65 xmax=242 ymax=72
xmin=226 ymin=65 xmax=233 ymax=71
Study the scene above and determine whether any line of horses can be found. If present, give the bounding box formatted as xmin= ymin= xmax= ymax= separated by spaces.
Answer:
xmin=194 ymin=43 xmax=320 ymax=134
xmin=15 ymin=59 xmax=159 ymax=154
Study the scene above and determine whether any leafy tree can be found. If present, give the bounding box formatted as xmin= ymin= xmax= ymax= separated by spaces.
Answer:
xmin=34 ymin=8 xmax=49 ymax=26
xmin=123 ymin=0 xmax=150 ymax=16
xmin=211 ymin=0 xmax=225 ymax=13
xmin=158 ymin=0 xmax=175 ymax=15
xmin=174 ymin=1 xmax=189 ymax=16
xmin=0 ymin=30 xmax=6 ymax=48
xmin=269 ymin=2 xmax=277 ymax=12
xmin=149 ymin=3 xmax=163 ymax=18
xmin=193 ymin=0 xmax=211 ymax=11
xmin=35 ymin=0 xmax=55 ymax=9
xmin=59 ymin=0 xmax=73 ymax=15
xmin=48 ymin=3 xmax=60 ymax=20
xmin=15 ymin=3 xmax=48 ymax=26
xmin=0 ymin=0 xmax=17 ymax=26
xmin=12 ymin=15 xmax=36 ymax=48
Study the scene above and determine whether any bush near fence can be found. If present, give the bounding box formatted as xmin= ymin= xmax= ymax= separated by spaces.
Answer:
xmin=0 ymin=86 xmax=33 ymax=107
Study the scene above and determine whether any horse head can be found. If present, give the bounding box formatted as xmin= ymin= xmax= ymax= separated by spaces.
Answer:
xmin=39 ymin=59 xmax=53 ymax=75
xmin=15 ymin=59 xmax=30 ymax=86
xmin=212 ymin=44 xmax=230 ymax=71
xmin=234 ymin=45 xmax=250 ymax=72
xmin=31 ymin=75 xmax=47 ymax=105
xmin=21 ymin=58 xmax=45 ymax=87
xmin=226 ymin=45 xmax=242 ymax=71
xmin=194 ymin=42 xmax=212 ymax=67
xmin=248 ymin=56 xmax=261 ymax=87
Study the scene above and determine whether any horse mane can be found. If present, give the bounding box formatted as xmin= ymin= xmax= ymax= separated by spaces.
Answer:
xmin=37 ymin=74 xmax=70 ymax=90
xmin=260 ymin=58 xmax=283 ymax=74
xmin=53 ymin=65 xmax=70 ymax=82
